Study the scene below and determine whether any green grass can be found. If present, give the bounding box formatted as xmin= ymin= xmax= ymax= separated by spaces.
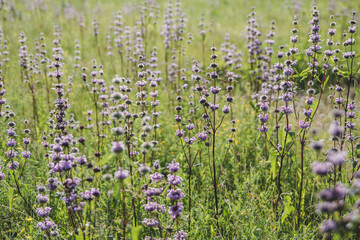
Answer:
xmin=0 ymin=0 xmax=360 ymax=239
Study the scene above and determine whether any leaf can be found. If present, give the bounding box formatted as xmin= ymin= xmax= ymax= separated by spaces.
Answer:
xmin=281 ymin=195 xmax=295 ymax=224
xmin=323 ymin=75 xmax=330 ymax=88
xmin=249 ymin=101 xmax=256 ymax=110
xmin=8 ymin=187 xmax=14 ymax=212
xmin=131 ymin=226 xmax=142 ymax=240
xmin=75 ymin=230 xmax=84 ymax=240
xmin=288 ymin=132 xmax=296 ymax=139
xmin=270 ymin=152 xmax=277 ymax=181
xmin=311 ymin=100 xmax=319 ymax=118
xmin=300 ymin=75 xmax=308 ymax=82
xmin=278 ymin=112 xmax=285 ymax=121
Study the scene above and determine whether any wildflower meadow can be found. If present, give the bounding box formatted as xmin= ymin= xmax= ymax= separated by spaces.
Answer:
xmin=1 ymin=0 xmax=360 ymax=239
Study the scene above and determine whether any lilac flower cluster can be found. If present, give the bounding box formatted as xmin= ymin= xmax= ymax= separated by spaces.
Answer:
xmin=255 ymin=16 xmax=299 ymax=209
xmin=246 ymin=7 xmax=263 ymax=90
xmin=167 ymin=160 xmax=186 ymax=239
xmin=311 ymin=121 xmax=360 ymax=236
xmin=142 ymin=160 xmax=165 ymax=231
xmin=142 ymin=159 xmax=186 ymax=239
xmin=81 ymin=59 xmax=111 ymax=161
xmin=36 ymin=184 xmax=59 ymax=236
xmin=36 ymin=37 xmax=101 ymax=236
xmin=6 ymin=120 xmax=19 ymax=171
xmin=220 ymin=33 xmax=243 ymax=71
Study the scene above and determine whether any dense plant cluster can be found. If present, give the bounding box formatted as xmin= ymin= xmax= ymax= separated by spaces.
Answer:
xmin=1 ymin=0 xmax=360 ymax=239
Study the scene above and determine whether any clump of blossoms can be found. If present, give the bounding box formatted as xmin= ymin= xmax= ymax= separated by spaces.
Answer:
xmin=161 ymin=0 xmax=187 ymax=95
xmin=311 ymin=118 xmax=360 ymax=238
xmin=0 ymin=27 xmax=10 ymax=78
xmin=174 ymin=70 xmax=201 ymax=230
xmin=220 ymin=33 xmax=243 ymax=75
xmin=110 ymin=73 xmax=140 ymax=229
xmin=6 ymin=114 xmax=20 ymax=172
xmin=339 ymin=11 xmax=359 ymax=175
xmin=104 ymin=34 xmax=164 ymax=233
xmin=0 ymin=102 xmax=42 ymax=226
xmin=36 ymin=37 xmax=99 ymax=238
xmin=296 ymin=6 xmax=325 ymax=225
xmin=112 ymin=141 xmax=130 ymax=238
xmin=297 ymin=8 xmax=358 ymax=226
xmin=0 ymin=44 xmax=38 ymax=215
xmin=36 ymin=184 xmax=59 ymax=237
xmin=19 ymin=31 xmax=39 ymax=139
xmin=141 ymin=160 xmax=186 ymax=239
xmin=107 ymin=72 xmax=139 ymax=237
xmin=107 ymin=59 xmax=158 ymax=232
xmin=18 ymin=120 xmax=32 ymax=178
xmin=0 ymin=166 xmax=3 ymax=182
xmin=191 ymin=45 xmax=234 ymax=231
xmin=256 ymin=7 xmax=340 ymax=225
xmin=133 ymin=53 xmax=160 ymax=166
xmin=0 ymin=60 xmax=6 ymax=113
xmin=245 ymin=8 xmax=277 ymax=92
xmin=36 ymin=33 xmax=52 ymax=111
xmin=0 ymin=58 xmax=19 ymax=172
xmin=257 ymin=18 xmax=299 ymax=213
xmin=3 ymin=105 xmax=35 ymax=212
xmin=81 ymin=59 xmax=109 ymax=163
xmin=167 ymin=160 xmax=186 ymax=239
xmin=246 ymin=6 xmax=264 ymax=91
xmin=142 ymin=160 xmax=166 ymax=238
xmin=147 ymin=47 xmax=162 ymax=164
xmin=310 ymin=11 xmax=360 ymax=236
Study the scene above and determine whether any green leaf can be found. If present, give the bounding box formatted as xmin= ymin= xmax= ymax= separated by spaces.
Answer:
xmin=131 ymin=226 xmax=142 ymax=240
xmin=270 ymin=152 xmax=277 ymax=180
xmin=288 ymin=132 xmax=295 ymax=139
xmin=281 ymin=195 xmax=295 ymax=224
xmin=75 ymin=230 xmax=84 ymax=240
xmin=278 ymin=112 xmax=285 ymax=121
xmin=353 ymin=160 xmax=358 ymax=170
xmin=323 ymin=75 xmax=330 ymax=87
xmin=8 ymin=187 xmax=14 ymax=212
xmin=249 ymin=101 xmax=256 ymax=110
xmin=211 ymin=225 xmax=215 ymax=238
xmin=311 ymin=100 xmax=319 ymax=118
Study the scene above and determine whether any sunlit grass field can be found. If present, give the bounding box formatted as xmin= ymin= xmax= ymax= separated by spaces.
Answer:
xmin=1 ymin=0 xmax=360 ymax=239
